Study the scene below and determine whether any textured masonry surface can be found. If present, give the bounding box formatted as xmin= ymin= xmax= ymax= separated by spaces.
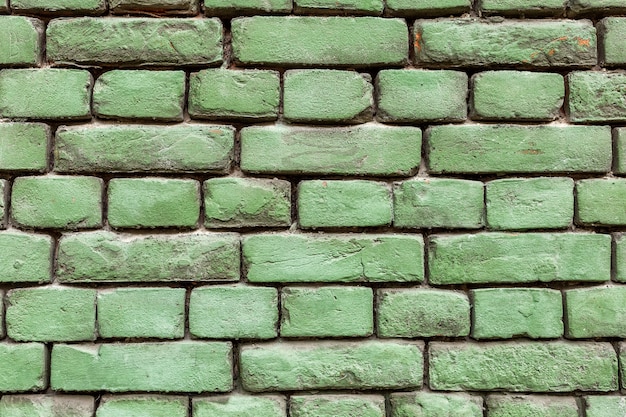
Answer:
xmin=0 ymin=1 xmax=626 ymax=416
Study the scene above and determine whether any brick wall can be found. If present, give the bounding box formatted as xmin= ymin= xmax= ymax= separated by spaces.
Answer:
xmin=1 ymin=0 xmax=626 ymax=416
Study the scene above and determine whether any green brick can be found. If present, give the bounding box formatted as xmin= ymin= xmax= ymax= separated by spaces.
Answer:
xmin=295 ymin=0 xmax=382 ymax=13
xmin=415 ymin=19 xmax=596 ymax=67
xmin=615 ymin=235 xmax=626 ymax=282
xmin=241 ymin=125 xmax=421 ymax=176
xmin=232 ymin=17 xmax=407 ymax=67
xmin=599 ymin=18 xmax=626 ymax=65
xmin=281 ymin=287 xmax=373 ymax=337
xmin=241 ymin=341 xmax=423 ymax=391
xmin=0 ymin=343 xmax=47 ymax=392
xmin=98 ymin=288 xmax=185 ymax=339
xmin=0 ymin=291 xmax=3 ymax=338
xmin=204 ymin=0 xmax=290 ymax=15
xmin=55 ymin=124 xmax=234 ymax=174
xmin=617 ymin=128 xmax=626 ymax=175
xmin=586 ymin=396 xmax=626 ymax=417
xmin=385 ymin=0 xmax=470 ymax=16
xmin=0 ymin=395 xmax=94 ymax=417
xmin=429 ymin=233 xmax=610 ymax=285
xmin=486 ymin=177 xmax=574 ymax=230
xmin=486 ymin=395 xmax=578 ymax=417
xmin=284 ymin=70 xmax=373 ymax=123
xmin=0 ymin=17 xmax=42 ymax=66
xmin=472 ymin=288 xmax=563 ymax=339
xmin=0 ymin=180 xmax=6 ymax=227
xmin=57 ymin=231 xmax=239 ymax=283
xmin=204 ymin=178 xmax=291 ymax=228
xmin=189 ymin=69 xmax=279 ymax=121
xmin=0 ymin=231 xmax=52 ymax=283
xmin=11 ymin=0 xmax=105 ymax=13
xmin=479 ymin=0 xmax=566 ymax=15
xmin=390 ymin=392 xmax=483 ymax=417
xmin=194 ymin=395 xmax=285 ymax=417
xmin=97 ymin=395 xmax=188 ymax=417
xmin=569 ymin=0 xmax=626 ymax=15
xmin=108 ymin=178 xmax=200 ymax=228
xmin=51 ymin=342 xmax=232 ymax=392
xmin=189 ymin=285 xmax=278 ymax=339
xmin=377 ymin=289 xmax=470 ymax=338
xmin=393 ymin=178 xmax=484 ymax=229
xmin=568 ymin=71 xmax=626 ymax=123
xmin=290 ymin=395 xmax=385 ymax=417
xmin=427 ymin=125 xmax=612 ymax=174
xmin=566 ymin=287 xmax=626 ymax=338
xmin=11 ymin=176 xmax=103 ymax=229
xmin=94 ymin=70 xmax=184 ymax=121
xmin=6 ymin=287 xmax=95 ymax=342
xmin=110 ymin=0 xmax=197 ymax=14
xmin=0 ymin=123 xmax=48 ymax=172
xmin=244 ymin=234 xmax=423 ymax=283
xmin=0 ymin=69 xmax=91 ymax=120
xmin=576 ymin=178 xmax=626 ymax=225
xmin=471 ymin=71 xmax=564 ymax=121
xmin=298 ymin=180 xmax=391 ymax=228
xmin=376 ymin=70 xmax=467 ymax=123
xmin=430 ymin=341 xmax=617 ymax=392
xmin=47 ymin=18 xmax=222 ymax=66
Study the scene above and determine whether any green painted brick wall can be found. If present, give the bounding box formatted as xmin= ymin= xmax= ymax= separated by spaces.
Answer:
xmin=1 ymin=1 xmax=626 ymax=416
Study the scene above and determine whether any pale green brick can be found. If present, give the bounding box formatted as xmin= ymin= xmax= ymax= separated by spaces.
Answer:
xmin=617 ymin=128 xmax=626 ymax=175
xmin=376 ymin=70 xmax=467 ymax=123
xmin=55 ymin=124 xmax=234 ymax=174
xmin=6 ymin=287 xmax=96 ymax=342
xmin=0 ymin=291 xmax=3 ymax=338
xmin=471 ymin=71 xmax=564 ymax=121
xmin=189 ymin=69 xmax=279 ymax=121
xmin=430 ymin=341 xmax=617 ymax=392
xmin=599 ymin=18 xmax=626 ymax=65
xmin=472 ymin=288 xmax=563 ymax=339
xmin=585 ymin=396 xmax=626 ymax=417
xmin=617 ymin=235 xmax=626 ymax=283
xmin=108 ymin=178 xmax=200 ymax=228
xmin=390 ymin=392 xmax=483 ymax=417
xmin=110 ymin=0 xmax=197 ymax=14
xmin=94 ymin=70 xmax=184 ymax=121
xmin=429 ymin=233 xmax=610 ymax=284
xmin=0 ymin=180 xmax=6 ymax=228
xmin=98 ymin=288 xmax=185 ymax=339
xmin=393 ymin=178 xmax=484 ymax=229
xmin=0 ymin=395 xmax=94 ymax=417
xmin=295 ymin=0 xmax=382 ymax=13
xmin=232 ymin=17 xmax=407 ymax=67
xmin=486 ymin=177 xmax=574 ymax=230
xmin=241 ymin=125 xmax=421 ymax=176
xmin=51 ymin=342 xmax=232 ymax=392
xmin=566 ymin=286 xmax=626 ymax=338
xmin=284 ymin=70 xmax=373 ymax=123
xmin=479 ymin=0 xmax=566 ymax=15
xmin=377 ymin=289 xmax=470 ymax=338
xmin=427 ymin=125 xmax=612 ymax=174
xmin=0 ymin=123 xmax=48 ymax=172
xmin=11 ymin=176 xmax=103 ymax=229
xmin=486 ymin=395 xmax=578 ymax=417
xmin=386 ymin=0 xmax=470 ymax=16
xmin=194 ymin=395 xmax=286 ymax=417
xmin=0 ymin=231 xmax=52 ymax=283
xmin=244 ymin=234 xmax=424 ymax=283
xmin=568 ymin=71 xmax=626 ymax=122
xmin=204 ymin=178 xmax=291 ymax=228
xmin=57 ymin=231 xmax=239 ymax=283
xmin=298 ymin=180 xmax=391 ymax=228
xmin=0 ymin=69 xmax=91 ymax=120
xmin=577 ymin=179 xmax=626 ymax=225
xmin=415 ymin=19 xmax=597 ymax=68
xmin=11 ymin=0 xmax=105 ymax=13
xmin=0 ymin=17 xmax=42 ymax=66
xmin=291 ymin=395 xmax=385 ymax=417
xmin=569 ymin=0 xmax=626 ymax=15
xmin=47 ymin=18 xmax=223 ymax=66
xmin=0 ymin=343 xmax=47 ymax=392
xmin=189 ymin=285 xmax=278 ymax=339
xmin=241 ymin=341 xmax=423 ymax=391
xmin=96 ymin=395 xmax=188 ymax=417
xmin=204 ymin=0 xmax=291 ymax=15
xmin=281 ymin=287 xmax=373 ymax=337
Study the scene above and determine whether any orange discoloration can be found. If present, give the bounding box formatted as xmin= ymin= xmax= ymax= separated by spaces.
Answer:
xmin=414 ymin=32 xmax=422 ymax=52
xmin=557 ymin=36 xmax=568 ymax=41
xmin=548 ymin=49 xmax=555 ymax=56
xmin=576 ymin=37 xmax=590 ymax=47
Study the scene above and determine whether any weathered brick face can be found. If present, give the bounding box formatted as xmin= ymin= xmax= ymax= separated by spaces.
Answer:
xmin=0 ymin=0 xmax=626 ymax=416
